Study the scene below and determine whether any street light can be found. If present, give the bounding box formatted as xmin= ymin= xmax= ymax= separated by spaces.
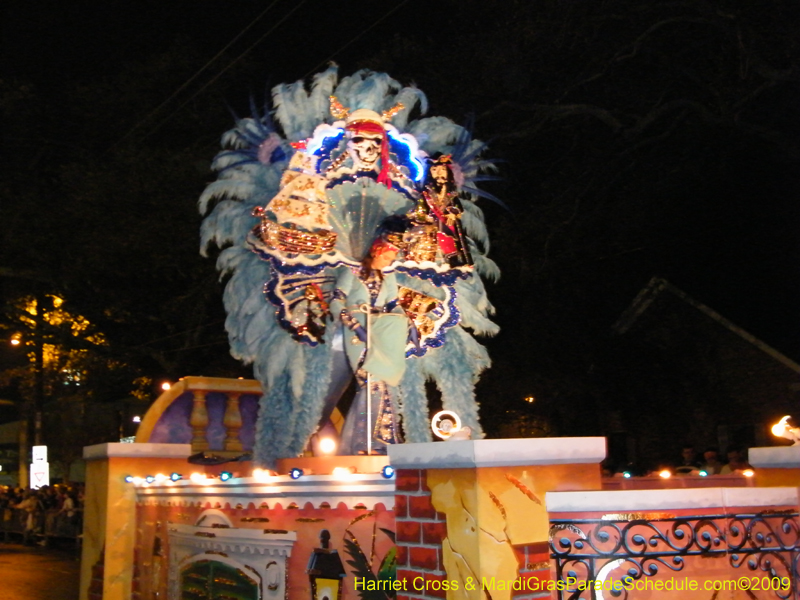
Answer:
xmin=306 ymin=530 xmax=346 ymax=600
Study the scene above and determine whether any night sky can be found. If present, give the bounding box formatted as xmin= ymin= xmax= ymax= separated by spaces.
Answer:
xmin=2 ymin=1 xmax=798 ymax=439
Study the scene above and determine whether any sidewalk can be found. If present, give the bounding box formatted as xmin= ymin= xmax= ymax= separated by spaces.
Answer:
xmin=0 ymin=542 xmax=80 ymax=600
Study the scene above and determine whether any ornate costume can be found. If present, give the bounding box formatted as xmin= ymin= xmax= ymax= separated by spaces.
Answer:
xmin=200 ymin=68 xmax=501 ymax=467
xmin=333 ymin=259 xmax=408 ymax=454
xmin=418 ymin=154 xmax=473 ymax=268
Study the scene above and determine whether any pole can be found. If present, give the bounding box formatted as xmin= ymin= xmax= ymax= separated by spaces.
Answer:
xmin=362 ymin=304 xmax=372 ymax=456
xmin=33 ymin=291 xmax=45 ymax=447
xmin=18 ymin=416 xmax=29 ymax=489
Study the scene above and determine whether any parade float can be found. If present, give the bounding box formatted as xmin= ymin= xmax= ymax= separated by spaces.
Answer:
xmin=79 ymin=69 xmax=800 ymax=600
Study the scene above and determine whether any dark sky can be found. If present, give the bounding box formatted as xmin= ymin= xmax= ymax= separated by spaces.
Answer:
xmin=1 ymin=2 xmax=426 ymax=87
xmin=2 ymin=0 xmax=798 ymax=368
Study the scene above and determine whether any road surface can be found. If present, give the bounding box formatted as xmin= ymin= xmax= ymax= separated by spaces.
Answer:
xmin=0 ymin=541 xmax=80 ymax=600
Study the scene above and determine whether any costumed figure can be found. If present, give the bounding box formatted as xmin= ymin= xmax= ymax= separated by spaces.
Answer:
xmin=417 ymin=154 xmax=473 ymax=268
xmin=334 ymin=224 xmax=411 ymax=454
xmin=199 ymin=68 xmax=502 ymax=468
xmin=290 ymin=284 xmax=330 ymax=343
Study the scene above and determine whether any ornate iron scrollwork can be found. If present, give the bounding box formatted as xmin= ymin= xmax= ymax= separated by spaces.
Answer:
xmin=550 ymin=512 xmax=800 ymax=600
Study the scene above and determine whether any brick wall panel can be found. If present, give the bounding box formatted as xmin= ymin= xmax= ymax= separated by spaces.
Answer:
xmin=422 ymin=521 xmax=446 ymax=545
xmin=395 ymin=493 xmax=408 ymax=518
xmin=415 ymin=572 xmax=448 ymax=598
xmin=397 ymin=568 xmax=423 ymax=600
xmin=396 ymin=545 xmax=408 ymax=567
xmin=513 ymin=545 xmax=526 ymax=570
xmin=409 ymin=494 xmax=437 ymax=519
xmin=409 ymin=546 xmax=439 ymax=571
xmin=396 ymin=520 xmax=421 ymax=543
xmin=396 ymin=469 xmax=421 ymax=492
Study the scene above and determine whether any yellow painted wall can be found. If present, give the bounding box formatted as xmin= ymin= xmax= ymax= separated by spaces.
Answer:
xmin=754 ymin=468 xmax=800 ymax=487
xmin=80 ymin=459 xmax=109 ymax=600
xmin=427 ymin=463 xmax=601 ymax=600
xmin=80 ymin=456 xmax=190 ymax=600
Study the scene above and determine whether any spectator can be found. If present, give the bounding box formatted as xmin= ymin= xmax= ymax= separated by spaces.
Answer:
xmin=701 ymin=447 xmax=724 ymax=475
xmin=720 ymin=448 xmax=753 ymax=474
xmin=675 ymin=445 xmax=701 ymax=475
xmin=60 ymin=490 xmax=77 ymax=522
xmin=14 ymin=491 xmax=38 ymax=545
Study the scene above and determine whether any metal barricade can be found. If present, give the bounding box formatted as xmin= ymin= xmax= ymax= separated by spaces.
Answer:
xmin=1 ymin=507 xmax=82 ymax=544
xmin=2 ymin=507 xmax=28 ymax=541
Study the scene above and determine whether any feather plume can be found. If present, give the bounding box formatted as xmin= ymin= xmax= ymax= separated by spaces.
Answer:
xmin=421 ymin=328 xmax=488 ymax=437
xmin=399 ymin=359 xmax=432 ymax=443
xmin=389 ymin=86 xmax=428 ymax=130
xmin=200 ymin=69 xmax=503 ymax=466
xmin=310 ymin=65 xmax=339 ymax=122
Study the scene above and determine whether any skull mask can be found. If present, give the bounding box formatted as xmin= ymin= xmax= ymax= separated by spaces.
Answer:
xmin=347 ymin=130 xmax=383 ymax=170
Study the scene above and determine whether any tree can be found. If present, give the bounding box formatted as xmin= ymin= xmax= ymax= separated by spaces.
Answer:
xmin=0 ymin=40 xmax=255 ymax=399
xmin=0 ymin=293 xmax=145 ymax=478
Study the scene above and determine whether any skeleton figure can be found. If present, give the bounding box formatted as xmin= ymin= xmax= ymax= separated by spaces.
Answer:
xmin=326 ymin=106 xmax=396 ymax=188
xmin=347 ymin=128 xmax=383 ymax=170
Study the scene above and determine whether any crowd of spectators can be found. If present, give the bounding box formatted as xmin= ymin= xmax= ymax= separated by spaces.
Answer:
xmin=603 ymin=445 xmax=755 ymax=478
xmin=674 ymin=445 xmax=754 ymax=476
xmin=0 ymin=483 xmax=84 ymax=545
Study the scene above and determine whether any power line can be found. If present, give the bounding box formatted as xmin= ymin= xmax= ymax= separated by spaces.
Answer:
xmin=159 ymin=339 xmax=232 ymax=354
xmin=138 ymin=0 xmax=309 ymax=144
xmin=130 ymin=319 xmax=227 ymax=349
xmin=112 ymin=0 xmax=282 ymax=149
xmin=302 ymin=0 xmax=412 ymax=80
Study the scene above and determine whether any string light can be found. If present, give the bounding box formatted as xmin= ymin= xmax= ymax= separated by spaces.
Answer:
xmin=252 ymin=468 xmax=272 ymax=482
xmin=381 ymin=465 xmax=395 ymax=479
xmin=290 ymin=468 xmax=304 ymax=480
xmin=332 ymin=466 xmax=355 ymax=478
xmin=125 ymin=473 xmax=185 ymax=484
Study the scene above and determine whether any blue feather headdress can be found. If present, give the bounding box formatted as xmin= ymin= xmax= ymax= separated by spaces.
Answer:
xmin=200 ymin=67 xmax=500 ymax=467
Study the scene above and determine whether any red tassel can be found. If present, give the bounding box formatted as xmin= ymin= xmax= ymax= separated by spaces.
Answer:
xmin=376 ymin=134 xmax=392 ymax=189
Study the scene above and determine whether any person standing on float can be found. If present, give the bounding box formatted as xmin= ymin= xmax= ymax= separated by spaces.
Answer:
xmin=333 ymin=231 xmax=409 ymax=455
